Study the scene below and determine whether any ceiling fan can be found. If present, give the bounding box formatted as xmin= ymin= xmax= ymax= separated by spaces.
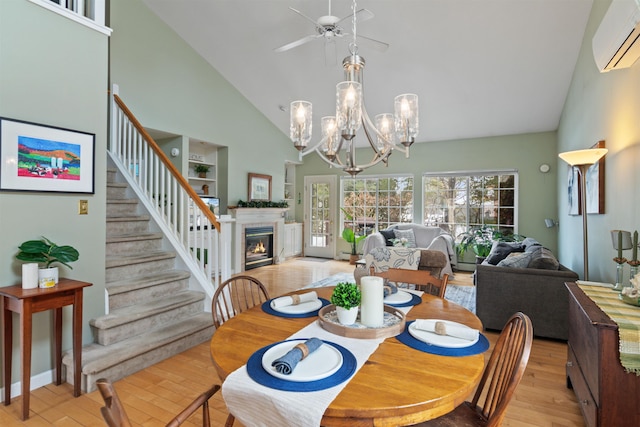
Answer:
xmin=274 ymin=0 xmax=389 ymax=64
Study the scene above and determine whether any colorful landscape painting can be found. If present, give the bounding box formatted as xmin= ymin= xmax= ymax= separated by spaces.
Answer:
xmin=17 ymin=136 xmax=81 ymax=181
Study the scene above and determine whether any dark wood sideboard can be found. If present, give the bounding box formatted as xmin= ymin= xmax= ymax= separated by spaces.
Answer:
xmin=565 ymin=282 xmax=640 ymax=427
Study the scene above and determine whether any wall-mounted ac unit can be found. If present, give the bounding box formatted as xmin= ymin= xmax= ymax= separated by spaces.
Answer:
xmin=593 ymin=0 xmax=640 ymax=72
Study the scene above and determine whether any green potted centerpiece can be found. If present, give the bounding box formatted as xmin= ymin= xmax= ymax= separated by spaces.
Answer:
xmin=16 ymin=236 xmax=79 ymax=288
xmin=331 ymin=282 xmax=361 ymax=325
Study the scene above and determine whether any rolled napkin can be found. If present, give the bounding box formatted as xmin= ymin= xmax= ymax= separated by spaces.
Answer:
xmin=413 ymin=319 xmax=479 ymax=341
xmin=383 ymin=280 xmax=398 ymax=297
xmin=271 ymin=338 xmax=323 ymax=375
xmin=270 ymin=291 xmax=319 ymax=309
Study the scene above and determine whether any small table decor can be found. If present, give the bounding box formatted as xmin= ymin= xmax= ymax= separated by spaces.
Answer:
xmin=317 ymin=304 xmax=406 ymax=339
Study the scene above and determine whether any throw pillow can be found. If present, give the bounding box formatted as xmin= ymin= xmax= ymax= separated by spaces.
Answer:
xmin=527 ymin=247 xmax=560 ymax=270
xmin=393 ymin=228 xmax=417 ymax=248
xmin=485 ymin=241 xmax=525 ymax=265
xmin=380 ymin=229 xmax=396 ymax=246
xmin=497 ymin=252 xmax=533 ymax=269
xmin=522 ymin=237 xmax=542 ymax=252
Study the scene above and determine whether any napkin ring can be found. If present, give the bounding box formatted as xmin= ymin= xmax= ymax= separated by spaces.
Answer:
xmin=290 ymin=294 xmax=301 ymax=305
xmin=434 ymin=321 xmax=447 ymax=336
xmin=294 ymin=343 xmax=310 ymax=359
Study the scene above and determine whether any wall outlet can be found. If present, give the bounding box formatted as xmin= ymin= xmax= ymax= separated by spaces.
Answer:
xmin=79 ymin=200 xmax=88 ymax=215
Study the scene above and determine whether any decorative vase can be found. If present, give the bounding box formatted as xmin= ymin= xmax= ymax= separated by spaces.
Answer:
xmin=38 ymin=267 xmax=58 ymax=288
xmin=335 ymin=306 xmax=359 ymax=325
xmin=349 ymin=254 xmax=359 ymax=265
xmin=613 ymin=261 xmax=626 ymax=291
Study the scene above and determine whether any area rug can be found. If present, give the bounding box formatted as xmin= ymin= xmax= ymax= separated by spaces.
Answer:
xmin=303 ymin=273 xmax=476 ymax=313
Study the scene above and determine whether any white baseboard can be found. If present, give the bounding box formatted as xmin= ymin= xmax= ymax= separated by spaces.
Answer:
xmin=0 ymin=369 xmax=54 ymax=401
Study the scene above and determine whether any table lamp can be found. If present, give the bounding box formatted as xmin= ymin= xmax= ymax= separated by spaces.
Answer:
xmin=558 ymin=148 xmax=608 ymax=280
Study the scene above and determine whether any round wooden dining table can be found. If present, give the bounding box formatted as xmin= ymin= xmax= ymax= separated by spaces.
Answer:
xmin=210 ymin=286 xmax=485 ymax=426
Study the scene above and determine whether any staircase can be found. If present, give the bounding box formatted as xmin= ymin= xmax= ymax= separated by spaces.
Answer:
xmin=62 ymin=168 xmax=214 ymax=393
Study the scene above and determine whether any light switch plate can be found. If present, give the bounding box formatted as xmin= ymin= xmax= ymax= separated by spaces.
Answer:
xmin=79 ymin=200 xmax=88 ymax=215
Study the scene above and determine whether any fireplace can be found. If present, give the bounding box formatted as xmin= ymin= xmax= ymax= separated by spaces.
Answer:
xmin=245 ymin=226 xmax=274 ymax=270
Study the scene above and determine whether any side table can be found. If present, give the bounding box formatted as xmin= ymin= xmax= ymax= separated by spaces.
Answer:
xmin=0 ymin=278 xmax=92 ymax=420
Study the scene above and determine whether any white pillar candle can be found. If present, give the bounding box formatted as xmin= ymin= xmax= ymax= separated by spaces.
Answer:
xmin=360 ymin=276 xmax=384 ymax=327
xmin=22 ymin=263 xmax=39 ymax=289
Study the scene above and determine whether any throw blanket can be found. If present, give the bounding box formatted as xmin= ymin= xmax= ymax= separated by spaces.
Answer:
xmin=366 ymin=247 xmax=421 ymax=272
xmin=578 ymin=284 xmax=640 ymax=375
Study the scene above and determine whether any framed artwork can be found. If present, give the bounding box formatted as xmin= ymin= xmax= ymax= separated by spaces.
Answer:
xmin=0 ymin=117 xmax=95 ymax=193
xmin=248 ymin=173 xmax=272 ymax=201
xmin=566 ymin=140 xmax=605 ymax=216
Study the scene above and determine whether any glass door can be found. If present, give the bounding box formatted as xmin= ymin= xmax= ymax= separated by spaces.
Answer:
xmin=303 ymin=175 xmax=336 ymax=258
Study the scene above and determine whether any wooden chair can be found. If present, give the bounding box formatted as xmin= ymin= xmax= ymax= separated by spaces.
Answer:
xmin=369 ymin=266 xmax=449 ymax=298
xmin=211 ymin=275 xmax=270 ymax=328
xmin=418 ymin=312 xmax=533 ymax=427
xmin=96 ymin=378 xmax=220 ymax=427
xmin=211 ymin=275 xmax=269 ymax=426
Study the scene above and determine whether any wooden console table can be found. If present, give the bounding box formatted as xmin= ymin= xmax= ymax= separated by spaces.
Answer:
xmin=0 ymin=278 xmax=92 ymax=420
xmin=565 ymin=282 xmax=640 ymax=427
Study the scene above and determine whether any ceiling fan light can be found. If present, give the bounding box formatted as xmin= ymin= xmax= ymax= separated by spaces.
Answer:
xmin=394 ymin=93 xmax=419 ymax=145
xmin=290 ymin=100 xmax=312 ymax=150
xmin=336 ymin=81 xmax=362 ymax=139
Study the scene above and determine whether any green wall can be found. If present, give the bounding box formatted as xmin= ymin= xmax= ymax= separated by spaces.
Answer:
xmin=296 ymin=132 xmax=560 ymax=259
xmin=0 ymin=0 xmax=108 ymax=380
xmin=109 ymin=0 xmax=297 ymax=209
xmin=558 ymin=0 xmax=640 ymax=281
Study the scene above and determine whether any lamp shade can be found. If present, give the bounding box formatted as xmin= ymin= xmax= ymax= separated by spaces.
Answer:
xmin=290 ymin=101 xmax=312 ymax=150
xmin=558 ymin=148 xmax=608 ymax=166
xmin=611 ymin=230 xmax=633 ymax=250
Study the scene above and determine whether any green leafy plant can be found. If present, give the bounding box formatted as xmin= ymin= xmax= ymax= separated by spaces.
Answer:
xmin=340 ymin=207 xmax=367 ymax=255
xmin=330 ymin=282 xmax=361 ymax=309
xmin=16 ymin=236 xmax=79 ymax=269
xmin=457 ymin=225 xmax=525 ymax=258
xmin=194 ymin=164 xmax=210 ymax=174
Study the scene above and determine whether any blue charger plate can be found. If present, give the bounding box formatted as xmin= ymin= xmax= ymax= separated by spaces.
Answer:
xmin=396 ymin=320 xmax=490 ymax=356
xmin=246 ymin=339 xmax=357 ymax=392
xmin=262 ymin=298 xmax=331 ymax=318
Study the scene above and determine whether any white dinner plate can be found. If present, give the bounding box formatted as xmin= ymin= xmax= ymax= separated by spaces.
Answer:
xmin=271 ymin=298 xmax=323 ymax=314
xmin=262 ymin=340 xmax=343 ymax=382
xmin=384 ymin=290 xmax=413 ymax=305
xmin=408 ymin=320 xmax=479 ymax=348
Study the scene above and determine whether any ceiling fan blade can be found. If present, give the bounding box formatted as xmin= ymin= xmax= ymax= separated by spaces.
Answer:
xmin=274 ymin=34 xmax=321 ymax=53
xmin=289 ymin=7 xmax=321 ymax=27
xmin=337 ymin=8 xmax=374 ymax=25
xmin=343 ymin=33 xmax=389 ymax=52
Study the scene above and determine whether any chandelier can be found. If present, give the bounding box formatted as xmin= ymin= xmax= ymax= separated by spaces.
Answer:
xmin=288 ymin=0 xmax=419 ymax=176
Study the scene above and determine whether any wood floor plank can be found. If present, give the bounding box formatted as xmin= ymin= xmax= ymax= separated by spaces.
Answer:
xmin=1 ymin=259 xmax=585 ymax=426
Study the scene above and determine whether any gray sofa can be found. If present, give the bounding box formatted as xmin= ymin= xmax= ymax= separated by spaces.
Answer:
xmin=475 ymin=238 xmax=579 ymax=340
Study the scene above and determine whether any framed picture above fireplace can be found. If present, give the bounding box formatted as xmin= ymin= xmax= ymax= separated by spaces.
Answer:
xmin=248 ymin=173 xmax=271 ymax=202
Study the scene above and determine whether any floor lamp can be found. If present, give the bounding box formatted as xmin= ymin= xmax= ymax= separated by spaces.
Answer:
xmin=559 ymin=148 xmax=608 ymax=280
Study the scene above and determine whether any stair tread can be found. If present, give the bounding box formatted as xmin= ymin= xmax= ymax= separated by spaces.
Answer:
xmin=91 ymin=290 xmax=206 ymax=329
xmin=106 ymin=232 xmax=163 ymax=244
xmin=107 ymin=182 xmax=127 ymax=188
xmin=106 ymin=215 xmax=150 ymax=222
xmin=107 ymin=199 xmax=138 ymax=204
xmin=68 ymin=313 xmax=213 ymax=375
xmin=106 ymin=250 xmax=176 ymax=268
xmin=106 ymin=270 xmax=191 ymax=294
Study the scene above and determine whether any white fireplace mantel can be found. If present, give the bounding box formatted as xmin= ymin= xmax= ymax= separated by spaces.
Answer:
xmin=229 ymin=208 xmax=288 ymax=273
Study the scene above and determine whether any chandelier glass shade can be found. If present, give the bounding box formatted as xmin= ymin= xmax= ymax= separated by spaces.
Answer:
xmin=288 ymin=0 xmax=418 ymax=176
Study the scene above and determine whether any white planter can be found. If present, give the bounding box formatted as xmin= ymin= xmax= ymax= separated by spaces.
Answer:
xmin=38 ymin=267 xmax=58 ymax=288
xmin=336 ymin=306 xmax=359 ymax=325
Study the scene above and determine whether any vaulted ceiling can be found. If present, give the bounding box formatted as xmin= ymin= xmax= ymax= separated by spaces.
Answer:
xmin=140 ymin=0 xmax=594 ymax=144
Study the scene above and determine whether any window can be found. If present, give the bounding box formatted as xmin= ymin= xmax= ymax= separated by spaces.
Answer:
xmin=423 ymin=171 xmax=518 ymax=240
xmin=341 ymin=175 xmax=414 ymax=236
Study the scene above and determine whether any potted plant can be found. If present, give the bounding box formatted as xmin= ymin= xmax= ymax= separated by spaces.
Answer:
xmin=340 ymin=208 xmax=367 ymax=264
xmin=194 ymin=164 xmax=209 ymax=178
xmin=331 ymin=282 xmax=361 ymax=325
xmin=16 ymin=236 xmax=79 ymax=287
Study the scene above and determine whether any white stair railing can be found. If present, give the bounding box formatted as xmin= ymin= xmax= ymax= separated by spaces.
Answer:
xmin=109 ymin=85 xmax=231 ymax=297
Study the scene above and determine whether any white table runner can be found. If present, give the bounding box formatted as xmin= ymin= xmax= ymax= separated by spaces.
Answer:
xmin=221 ymin=293 xmax=419 ymax=427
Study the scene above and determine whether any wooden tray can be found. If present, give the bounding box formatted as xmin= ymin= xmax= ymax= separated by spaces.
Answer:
xmin=318 ymin=304 xmax=406 ymax=339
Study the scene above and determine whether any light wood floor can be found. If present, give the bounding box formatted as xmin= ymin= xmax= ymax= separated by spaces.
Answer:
xmin=0 ymin=259 xmax=585 ymax=426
